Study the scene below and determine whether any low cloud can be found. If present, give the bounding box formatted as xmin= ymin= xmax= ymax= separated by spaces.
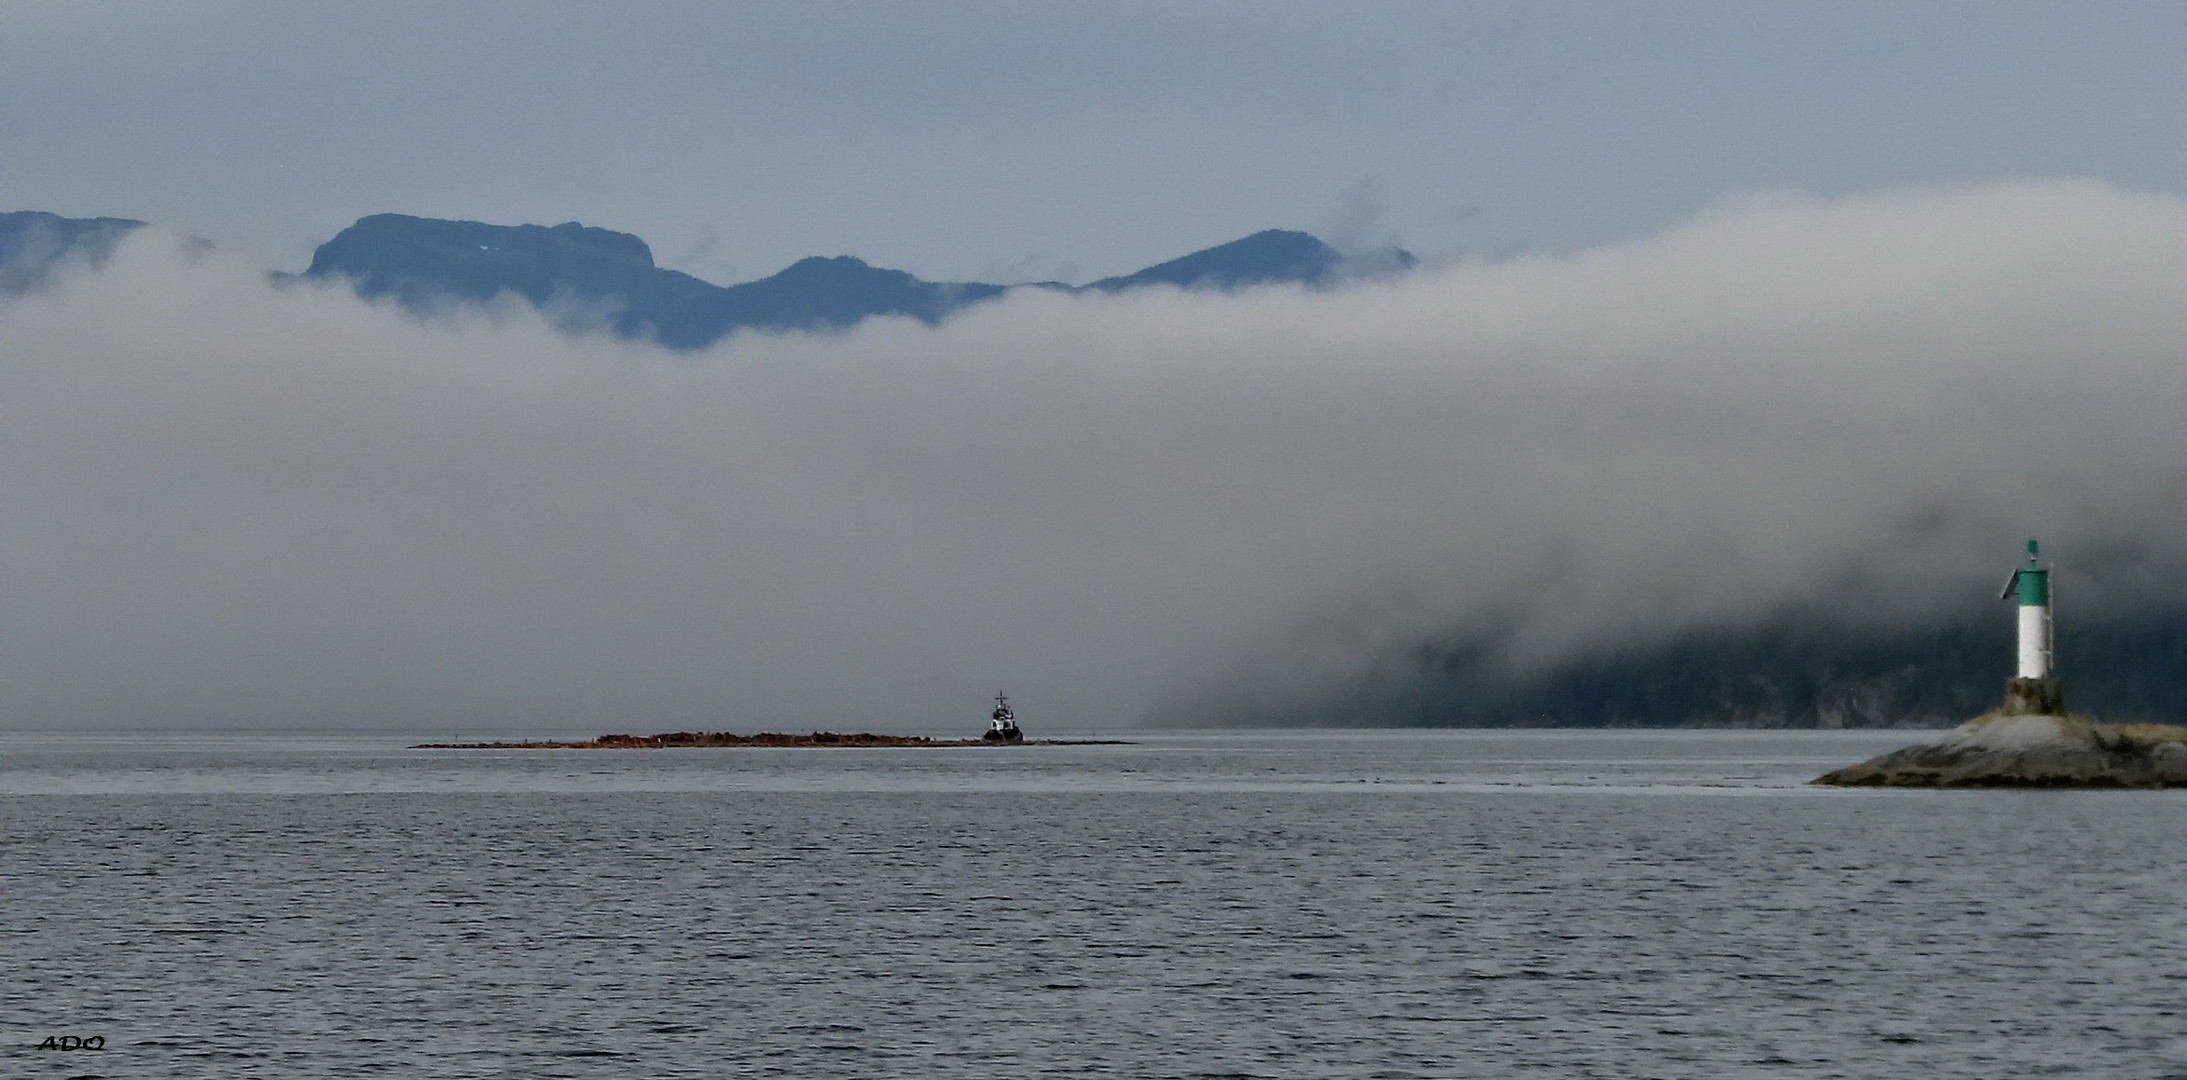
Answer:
xmin=4 ymin=180 xmax=2185 ymax=730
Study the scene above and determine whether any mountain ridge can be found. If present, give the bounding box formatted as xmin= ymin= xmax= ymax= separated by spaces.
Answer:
xmin=300 ymin=215 xmax=1412 ymax=348
xmin=6 ymin=209 xmax=1420 ymax=347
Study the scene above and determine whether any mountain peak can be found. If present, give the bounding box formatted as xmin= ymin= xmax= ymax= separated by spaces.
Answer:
xmin=313 ymin=214 xmax=657 ymax=278
xmin=1089 ymin=229 xmax=1379 ymax=293
xmin=773 ymin=255 xmax=886 ymax=279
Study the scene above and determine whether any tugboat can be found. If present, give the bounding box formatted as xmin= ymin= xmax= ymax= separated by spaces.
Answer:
xmin=984 ymin=692 xmax=1023 ymax=742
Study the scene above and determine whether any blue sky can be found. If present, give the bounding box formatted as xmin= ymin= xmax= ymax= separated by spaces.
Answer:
xmin=5 ymin=1 xmax=2182 ymax=283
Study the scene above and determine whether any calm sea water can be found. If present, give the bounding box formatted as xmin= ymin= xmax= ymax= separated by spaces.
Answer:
xmin=4 ymin=728 xmax=2185 ymax=1079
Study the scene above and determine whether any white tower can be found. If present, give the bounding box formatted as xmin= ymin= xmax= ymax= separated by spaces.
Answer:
xmin=2001 ymin=539 xmax=2052 ymax=678
xmin=1999 ymin=539 xmax=2062 ymax=715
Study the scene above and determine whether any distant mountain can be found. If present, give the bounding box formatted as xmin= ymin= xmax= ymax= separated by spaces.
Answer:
xmin=1087 ymin=229 xmax=1413 ymax=292
xmin=702 ymin=255 xmax=1006 ymax=338
xmin=5 ymin=208 xmax=1419 ymax=344
xmin=302 ymin=215 xmax=1415 ymax=349
xmin=302 ymin=214 xmax=1018 ymax=349
xmin=0 ymin=211 xmax=147 ymax=293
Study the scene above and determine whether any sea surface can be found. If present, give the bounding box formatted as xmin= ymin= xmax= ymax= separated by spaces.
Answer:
xmin=3 ymin=728 xmax=2185 ymax=1079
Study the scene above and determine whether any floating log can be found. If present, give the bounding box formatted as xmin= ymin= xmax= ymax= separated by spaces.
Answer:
xmin=412 ymin=730 xmax=1131 ymax=749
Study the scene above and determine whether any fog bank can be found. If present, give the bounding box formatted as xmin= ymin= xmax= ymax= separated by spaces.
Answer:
xmin=4 ymin=181 xmax=2185 ymax=730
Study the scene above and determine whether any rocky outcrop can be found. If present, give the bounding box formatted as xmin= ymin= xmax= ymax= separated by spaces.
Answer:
xmin=1814 ymin=714 xmax=2187 ymax=787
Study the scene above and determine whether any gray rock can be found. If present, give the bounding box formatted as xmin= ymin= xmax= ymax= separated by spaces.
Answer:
xmin=1814 ymin=714 xmax=2187 ymax=787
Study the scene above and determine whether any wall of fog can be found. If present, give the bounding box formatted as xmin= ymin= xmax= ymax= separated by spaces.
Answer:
xmin=3 ymin=181 xmax=2183 ymax=730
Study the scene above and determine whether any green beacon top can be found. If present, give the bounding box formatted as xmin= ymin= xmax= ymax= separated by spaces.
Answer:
xmin=2010 ymin=539 xmax=2048 ymax=607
